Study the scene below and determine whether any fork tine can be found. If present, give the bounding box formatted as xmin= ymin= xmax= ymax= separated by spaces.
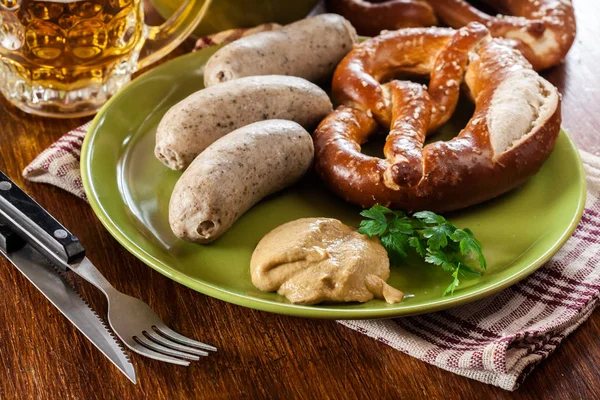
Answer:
xmin=153 ymin=324 xmax=217 ymax=352
xmin=136 ymin=335 xmax=203 ymax=362
xmin=144 ymin=331 xmax=209 ymax=357
xmin=135 ymin=335 xmax=200 ymax=361
xmin=129 ymin=340 xmax=191 ymax=366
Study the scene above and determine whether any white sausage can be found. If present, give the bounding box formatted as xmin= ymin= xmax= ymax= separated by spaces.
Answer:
xmin=169 ymin=120 xmax=314 ymax=244
xmin=155 ymin=75 xmax=331 ymax=170
xmin=203 ymin=14 xmax=358 ymax=87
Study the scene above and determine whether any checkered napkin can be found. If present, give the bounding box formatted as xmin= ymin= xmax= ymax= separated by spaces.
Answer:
xmin=340 ymin=150 xmax=600 ymax=391
xmin=22 ymin=25 xmax=600 ymax=391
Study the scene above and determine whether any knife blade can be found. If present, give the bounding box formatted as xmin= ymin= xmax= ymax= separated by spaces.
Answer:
xmin=0 ymin=227 xmax=136 ymax=383
xmin=0 ymin=170 xmax=138 ymax=383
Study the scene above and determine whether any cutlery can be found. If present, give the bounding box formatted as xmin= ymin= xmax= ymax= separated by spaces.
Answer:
xmin=0 ymin=224 xmax=136 ymax=383
xmin=71 ymin=257 xmax=216 ymax=365
xmin=0 ymin=171 xmax=216 ymax=377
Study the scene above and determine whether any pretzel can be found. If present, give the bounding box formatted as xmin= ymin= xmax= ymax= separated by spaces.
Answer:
xmin=326 ymin=0 xmax=575 ymax=70
xmin=427 ymin=0 xmax=576 ymax=70
xmin=313 ymin=23 xmax=561 ymax=212
xmin=325 ymin=0 xmax=438 ymax=36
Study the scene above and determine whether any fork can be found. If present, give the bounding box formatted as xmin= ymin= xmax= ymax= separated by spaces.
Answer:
xmin=70 ymin=258 xmax=217 ymax=365
xmin=0 ymin=171 xmax=215 ymax=366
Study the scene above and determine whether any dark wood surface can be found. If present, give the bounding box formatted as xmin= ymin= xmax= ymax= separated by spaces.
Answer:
xmin=1 ymin=1 xmax=599 ymax=399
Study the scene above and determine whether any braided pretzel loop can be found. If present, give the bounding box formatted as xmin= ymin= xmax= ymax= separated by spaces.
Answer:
xmin=427 ymin=0 xmax=576 ymax=70
xmin=313 ymin=23 xmax=561 ymax=212
xmin=325 ymin=0 xmax=438 ymax=36
xmin=326 ymin=0 xmax=576 ymax=70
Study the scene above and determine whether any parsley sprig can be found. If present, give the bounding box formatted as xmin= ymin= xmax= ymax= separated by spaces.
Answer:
xmin=358 ymin=205 xmax=486 ymax=296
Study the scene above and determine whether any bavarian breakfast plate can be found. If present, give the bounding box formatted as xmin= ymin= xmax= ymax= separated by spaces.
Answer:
xmin=81 ymin=47 xmax=586 ymax=319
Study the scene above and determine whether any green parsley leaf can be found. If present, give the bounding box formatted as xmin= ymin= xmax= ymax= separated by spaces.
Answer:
xmin=358 ymin=219 xmax=388 ymax=237
xmin=388 ymin=218 xmax=414 ymax=235
xmin=392 ymin=209 xmax=408 ymax=219
xmin=380 ymin=233 xmax=409 ymax=264
xmin=424 ymin=249 xmax=455 ymax=271
xmin=422 ymin=222 xmax=455 ymax=250
xmin=413 ymin=211 xmax=446 ymax=225
xmin=358 ymin=205 xmax=487 ymax=297
xmin=408 ymin=236 xmax=426 ymax=257
xmin=443 ymin=266 xmax=461 ymax=296
xmin=410 ymin=218 xmax=427 ymax=230
xmin=359 ymin=206 xmax=388 ymax=223
xmin=450 ymin=228 xmax=486 ymax=270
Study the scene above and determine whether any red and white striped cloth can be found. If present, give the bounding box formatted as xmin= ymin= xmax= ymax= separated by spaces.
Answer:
xmin=341 ymin=154 xmax=600 ymax=388
xmin=21 ymin=27 xmax=600 ymax=392
xmin=23 ymin=122 xmax=91 ymax=200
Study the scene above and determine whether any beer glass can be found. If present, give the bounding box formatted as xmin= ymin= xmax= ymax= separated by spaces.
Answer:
xmin=0 ymin=0 xmax=212 ymax=117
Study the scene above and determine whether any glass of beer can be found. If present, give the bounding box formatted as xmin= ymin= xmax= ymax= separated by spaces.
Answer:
xmin=0 ymin=0 xmax=212 ymax=117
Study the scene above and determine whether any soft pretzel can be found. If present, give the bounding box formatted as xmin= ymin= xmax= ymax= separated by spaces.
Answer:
xmin=325 ymin=0 xmax=438 ymax=36
xmin=313 ymin=23 xmax=561 ymax=213
xmin=325 ymin=0 xmax=576 ymax=70
xmin=427 ymin=0 xmax=576 ymax=70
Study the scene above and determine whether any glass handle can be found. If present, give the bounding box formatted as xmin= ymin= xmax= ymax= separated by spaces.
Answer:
xmin=138 ymin=0 xmax=213 ymax=69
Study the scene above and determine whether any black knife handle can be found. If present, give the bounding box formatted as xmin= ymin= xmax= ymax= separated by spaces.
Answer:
xmin=0 ymin=223 xmax=25 ymax=253
xmin=0 ymin=171 xmax=85 ymax=268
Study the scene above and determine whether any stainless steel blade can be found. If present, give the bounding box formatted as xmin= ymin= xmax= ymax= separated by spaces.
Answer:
xmin=1 ymin=244 xmax=137 ymax=384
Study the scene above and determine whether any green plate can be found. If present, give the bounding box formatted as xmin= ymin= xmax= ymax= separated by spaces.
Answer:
xmin=82 ymin=47 xmax=586 ymax=319
xmin=151 ymin=0 xmax=319 ymax=37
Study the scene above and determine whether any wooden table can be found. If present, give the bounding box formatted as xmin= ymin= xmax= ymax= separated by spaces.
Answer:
xmin=1 ymin=2 xmax=599 ymax=399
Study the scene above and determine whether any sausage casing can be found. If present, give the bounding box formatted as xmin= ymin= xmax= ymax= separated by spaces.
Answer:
xmin=155 ymin=75 xmax=331 ymax=170
xmin=203 ymin=14 xmax=357 ymax=87
xmin=169 ymin=120 xmax=314 ymax=243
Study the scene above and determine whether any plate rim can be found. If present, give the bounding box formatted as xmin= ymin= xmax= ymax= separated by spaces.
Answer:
xmin=81 ymin=50 xmax=587 ymax=319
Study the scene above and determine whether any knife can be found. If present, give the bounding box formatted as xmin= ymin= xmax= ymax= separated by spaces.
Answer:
xmin=0 ymin=173 xmax=136 ymax=383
